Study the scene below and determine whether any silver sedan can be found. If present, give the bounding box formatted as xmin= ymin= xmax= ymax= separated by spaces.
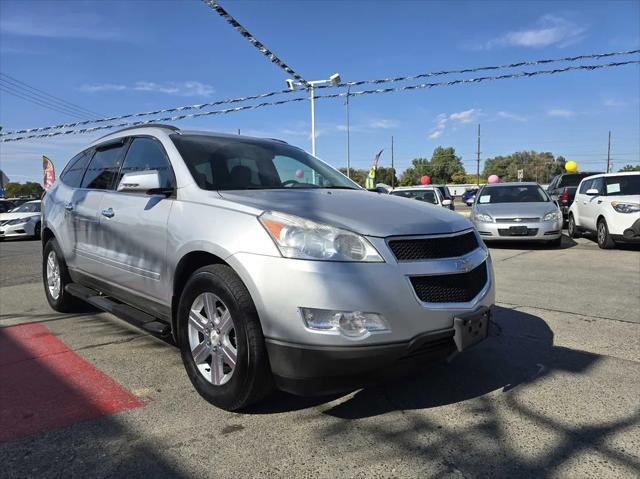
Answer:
xmin=470 ymin=182 xmax=563 ymax=246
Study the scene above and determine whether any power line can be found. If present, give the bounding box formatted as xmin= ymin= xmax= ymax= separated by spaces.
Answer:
xmin=0 ymin=84 xmax=87 ymax=120
xmin=201 ymin=0 xmax=308 ymax=86
xmin=0 ymin=73 xmax=102 ymax=118
xmin=2 ymin=50 xmax=638 ymax=138
xmin=1 ymin=59 xmax=638 ymax=143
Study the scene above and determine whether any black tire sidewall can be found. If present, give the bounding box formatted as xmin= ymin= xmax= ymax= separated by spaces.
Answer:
xmin=42 ymin=238 xmax=74 ymax=311
xmin=177 ymin=267 xmax=256 ymax=410
xmin=597 ymin=219 xmax=614 ymax=249
xmin=568 ymin=215 xmax=578 ymax=238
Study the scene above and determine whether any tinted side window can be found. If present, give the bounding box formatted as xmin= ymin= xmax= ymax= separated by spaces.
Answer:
xmin=81 ymin=144 xmax=124 ymax=190
xmin=119 ymin=137 xmax=174 ymax=189
xmin=60 ymin=151 xmax=92 ymax=188
xmin=578 ymin=179 xmax=593 ymax=194
xmin=591 ymin=177 xmax=604 ymax=194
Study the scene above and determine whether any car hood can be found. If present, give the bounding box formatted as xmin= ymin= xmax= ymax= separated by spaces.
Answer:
xmin=0 ymin=212 xmax=40 ymax=222
xmin=218 ymin=189 xmax=471 ymax=237
xmin=474 ymin=202 xmax=556 ymax=218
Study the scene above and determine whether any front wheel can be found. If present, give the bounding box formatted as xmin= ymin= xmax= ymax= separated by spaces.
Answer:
xmin=177 ymin=264 xmax=273 ymax=411
xmin=567 ymin=214 xmax=580 ymax=239
xmin=597 ymin=219 xmax=616 ymax=249
xmin=43 ymin=238 xmax=81 ymax=312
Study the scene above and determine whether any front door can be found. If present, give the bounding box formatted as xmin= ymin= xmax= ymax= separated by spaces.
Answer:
xmin=96 ymin=137 xmax=175 ymax=305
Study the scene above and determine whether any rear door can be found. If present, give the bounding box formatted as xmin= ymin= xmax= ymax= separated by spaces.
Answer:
xmin=96 ymin=136 xmax=175 ymax=306
xmin=73 ymin=139 xmax=127 ymax=277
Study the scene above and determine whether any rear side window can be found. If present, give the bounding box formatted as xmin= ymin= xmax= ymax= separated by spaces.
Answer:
xmin=60 ymin=150 xmax=92 ymax=188
xmin=578 ymin=179 xmax=593 ymax=194
xmin=81 ymin=143 xmax=125 ymax=190
xmin=119 ymin=137 xmax=175 ymax=189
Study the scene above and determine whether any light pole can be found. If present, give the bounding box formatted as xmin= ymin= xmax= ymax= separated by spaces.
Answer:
xmin=287 ymin=73 xmax=341 ymax=156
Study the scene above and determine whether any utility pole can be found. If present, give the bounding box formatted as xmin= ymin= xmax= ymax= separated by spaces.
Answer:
xmin=607 ymin=130 xmax=611 ymax=173
xmin=476 ymin=124 xmax=481 ymax=186
xmin=391 ymin=135 xmax=395 ymax=188
xmin=346 ymin=86 xmax=351 ymax=178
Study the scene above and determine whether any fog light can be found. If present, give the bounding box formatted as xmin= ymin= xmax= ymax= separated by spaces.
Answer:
xmin=300 ymin=308 xmax=389 ymax=338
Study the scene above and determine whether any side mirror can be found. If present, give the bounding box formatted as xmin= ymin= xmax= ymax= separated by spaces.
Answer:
xmin=442 ymin=199 xmax=452 ymax=206
xmin=585 ymin=188 xmax=599 ymax=196
xmin=117 ymin=170 xmax=161 ymax=194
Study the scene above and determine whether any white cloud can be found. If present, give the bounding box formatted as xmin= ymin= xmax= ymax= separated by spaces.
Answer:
xmin=478 ymin=14 xmax=586 ymax=49
xmin=497 ymin=111 xmax=527 ymax=122
xmin=368 ymin=118 xmax=399 ymax=129
xmin=547 ymin=108 xmax=575 ymax=118
xmin=1 ymin=13 xmax=123 ymax=40
xmin=428 ymin=109 xmax=480 ymax=139
xmin=80 ymin=81 xmax=214 ymax=97
xmin=603 ymin=98 xmax=627 ymax=108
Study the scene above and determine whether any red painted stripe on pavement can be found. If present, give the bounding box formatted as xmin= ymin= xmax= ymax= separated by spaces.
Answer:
xmin=0 ymin=323 xmax=144 ymax=443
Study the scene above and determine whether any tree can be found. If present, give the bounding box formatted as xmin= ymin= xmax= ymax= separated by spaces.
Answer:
xmin=482 ymin=151 xmax=565 ymax=183
xmin=4 ymin=182 xmax=44 ymax=198
xmin=338 ymin=168 xmax=367 ymax=187
xmin=619 ymin=164 xmax=640 ymax=172
xmin=429 ymin=147 xmax=465 ymax=184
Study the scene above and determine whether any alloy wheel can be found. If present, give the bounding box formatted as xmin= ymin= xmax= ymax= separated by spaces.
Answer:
xmin=187 ymin=292 xmax=237 ymax=386
xmin=46 ymin=250 xmax=61 ymax=300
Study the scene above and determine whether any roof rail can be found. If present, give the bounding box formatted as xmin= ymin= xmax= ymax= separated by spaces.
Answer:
xmin=94 ymin=123 xmax=180 ymax=142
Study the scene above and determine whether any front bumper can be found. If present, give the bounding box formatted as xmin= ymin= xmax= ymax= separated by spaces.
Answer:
xmin=227 ymin=236 xmax=495 ymax=393
xmin=473 ymin=219 xmax=562 ymax=241
xmin=0 ymin=222 xmax=35 ymax=239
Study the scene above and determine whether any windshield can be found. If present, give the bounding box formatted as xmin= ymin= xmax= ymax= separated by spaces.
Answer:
xmin=604 ymin=175 xmax=640 ymax=195
xmin=171 ymin=134 xmax=359 ymax=191
xmin=391 ymin=189 xmax=438 ymax=204
xmin=10 ymin=202 xmax=41 ymax=213
xmin=478 ymin=185 xmax=549 ymax=204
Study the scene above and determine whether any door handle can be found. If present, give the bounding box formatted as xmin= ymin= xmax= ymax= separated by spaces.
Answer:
xmin=597 ymin=199 xmax=603 ymax=204
xmin=64 ymin=202 xmax=74 ymax=211
xmin=101 ymin=208 xmax=115 ymax=218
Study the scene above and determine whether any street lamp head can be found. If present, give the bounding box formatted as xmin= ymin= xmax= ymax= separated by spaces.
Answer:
xmin=329 ymin=73 xmax=341 ymax=85
xmin=286 ymin=79 xmax=297 ymax=91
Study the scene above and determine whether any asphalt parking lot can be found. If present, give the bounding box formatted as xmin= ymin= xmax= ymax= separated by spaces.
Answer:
xmin=1 ymin=225 xmax=639 ymax=478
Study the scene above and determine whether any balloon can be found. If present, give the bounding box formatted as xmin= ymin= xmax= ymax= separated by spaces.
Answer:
xmin=295 ymin=169 xmax=304 ymax=178
xmin=420 ymin=175 xmax=431 ymax=185
xmin=488 ymin=175 xmax=500 ymax=184
xmin=565 ymin=161 xmax=577 ymax=172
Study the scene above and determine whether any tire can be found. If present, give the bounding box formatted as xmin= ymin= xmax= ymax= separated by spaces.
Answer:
xmin=177 ymin=264 xmax=273 ymax=411
xmin=549 ymin=235 xmax=562 ymax=248
xmin=43 ymin=238 xmax=82 ymax=312
xmin=34 ymin=222 xmax=41 ymax=240
xmin=568 ymin=214 xmax=580 ymax=239
xmin=597 ymin=218 xmax=616 ymax=249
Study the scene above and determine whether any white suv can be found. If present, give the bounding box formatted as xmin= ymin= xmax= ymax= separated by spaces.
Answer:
xmin=568 ymin=172 xmax=640 ymax=249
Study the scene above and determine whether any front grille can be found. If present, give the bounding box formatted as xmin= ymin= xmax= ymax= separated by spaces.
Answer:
xmin=389 ymin=231 xmax=478 ymax=261
xmin=410 ymin=261 xmax=488 ymax=303
xmin=498 ymin=228 xmax=539 ymax=237
xmin=495 ymin=217 xmax=540 ymax=223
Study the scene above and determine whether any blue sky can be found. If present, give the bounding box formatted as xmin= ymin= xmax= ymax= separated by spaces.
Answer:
xmin=0 ymin=0 xmax=639 ymax=184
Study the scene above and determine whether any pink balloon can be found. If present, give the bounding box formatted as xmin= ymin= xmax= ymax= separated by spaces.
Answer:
xmin=488 ymin=175 xmax=500 ymax=184
xmin=420 ymin=175 xmax=431 ymax=185
xmin=295 ymin=169 xmax=304 ymax=178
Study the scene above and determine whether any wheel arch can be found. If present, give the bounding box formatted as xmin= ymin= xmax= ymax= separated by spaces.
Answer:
xmin=41 ymin=226 xmax=55 ymax=247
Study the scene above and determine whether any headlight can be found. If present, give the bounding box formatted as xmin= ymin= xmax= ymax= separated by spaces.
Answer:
xmin=300 ymin=308 xmax=389 ymax=339
xmin=611 ymin=202 xmax=640 ymax=214
xmin=543 ymin=211 xmax=561 ymax=221
xmin=473 ymin=213 xmax=493 ymax=223
xmin=6 ymin=217 xmax=31 ymax=225
xmin=259 ymin=211 xmax=384 ymax=262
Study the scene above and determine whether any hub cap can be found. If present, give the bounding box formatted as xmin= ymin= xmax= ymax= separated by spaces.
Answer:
xmin=187 ymin=292 xmax=237 ymax=386
xmin=46 ymin=250 xmax=61 ymax=300
xmin=598 ymin=223 xmax=606 ymax=244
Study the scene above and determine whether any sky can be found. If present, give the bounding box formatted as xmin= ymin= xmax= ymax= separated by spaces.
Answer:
xmin=0 ymin=0 xmax=639 ymax=184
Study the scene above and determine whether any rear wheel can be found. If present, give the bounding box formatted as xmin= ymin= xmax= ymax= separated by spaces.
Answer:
xmin=597 ymin=219 xmax=616 ymax=249
xmin=568 ymin=214 xmax=580 ymax=238
xmin=43 ymin=238 xmax=81 ymax=312
xmin=177 ymin=264 xmax=272 ymax=411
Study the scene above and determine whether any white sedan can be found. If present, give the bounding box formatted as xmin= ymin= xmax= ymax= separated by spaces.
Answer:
xmin=389 ymin=186 xmax=452 ymax=208
xmin=0 ymin=200 xmax=42 ymax=240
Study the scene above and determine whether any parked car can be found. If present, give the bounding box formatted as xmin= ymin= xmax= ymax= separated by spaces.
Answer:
xmin=0 ymin=200 xmax=42 ymax=240
xmin=41 ymin=124 xmax=495 ymax=410
xmin=432 ymin=184 xmax=455 ymax=210
xmin=462 ymin=187 xmax=479 ymax=206
xmin=567 ymin=172 xmax=640 ymax=249
xmin=390 ymin=186 xmax=449 ymax=208
xmin=470 ymin=182 xmax=563 ymax=246
xmin=0 ymin=199 xmax=17 ymax=213
xmin=547 ymin=172 xmax=603 ymax=221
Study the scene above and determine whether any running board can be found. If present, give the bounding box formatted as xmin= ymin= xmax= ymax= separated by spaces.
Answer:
xmin=65 ymin=283 xmax=171 ymax=336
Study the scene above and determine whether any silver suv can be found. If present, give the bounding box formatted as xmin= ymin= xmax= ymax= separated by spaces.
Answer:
xmin=42 ymin=124 xmax=495 ymax=410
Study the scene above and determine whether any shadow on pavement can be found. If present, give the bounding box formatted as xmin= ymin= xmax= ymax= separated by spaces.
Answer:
xmin=485 ymin=234 xmax=578 ymax=250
